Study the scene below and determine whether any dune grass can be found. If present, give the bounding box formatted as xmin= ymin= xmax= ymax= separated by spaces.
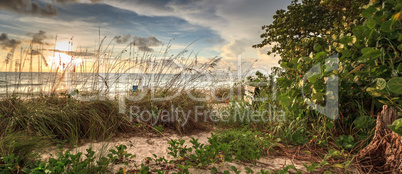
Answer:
xmin=0 ymin=97 xmax=132 ymax=140
xmin=125 ymin=89 xmax=212 ymax=134
xmin=0 ymin=89 xmax=216 ymax=156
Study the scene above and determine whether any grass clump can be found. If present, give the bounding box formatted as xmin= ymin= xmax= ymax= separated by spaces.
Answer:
xmin=0 ymin=131 xmax=50 ymax=159
xmin=126 ymin=89 xmax=211 ymax=134
xmin=0 ymin=97 xmax=133 ymax=144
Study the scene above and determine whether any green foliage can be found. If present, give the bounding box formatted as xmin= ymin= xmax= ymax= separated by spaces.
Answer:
xmin=108 ymin=144 xmax=136 ymax=163
xmin=187 ymin=137 xmax=223 ymax=168
xmin=0 ymin=131 xmax=353 ymax=174
xmin=230 ymin=166 xmax=241 ymax=174
xmin=255 ymin=0 xmax=402 ymax=143
xmin=254 ymin=0 xmax=367 ymax=58
xmin=247 ymin=71 xmax=269 ymax=83
xmin=213 ymin=166 xmax=272 ymax=174
xmin=335 ymin=135 xmax=356 ymax=150
xmin=0 ymin=131 xmax=49 ymax=159
xmin=212 ymin=129 xmax=276 ymax=162
xmin=138 ymin=164 xmax=150 ymax=174
xmin=303 ymin=162 xmax=320 ymax=172
xmin=388 ymin=118 xmax=402 ymax=136
xmin=387 ymin=77 xmax=402 ymax=94
xmin=291 ymin=130 xmax=309 ymax=145
xmin=154 ymin=125 xmax=164 ymax=133
xmin=167 ymin=139 xmax=192 ymax=159
xmin=176 ymin=164 xmax=191 ymax=174
xmin=166 ymin=130 xmax=276 ymax=171
xmin=277 ymin=165 xmax=302 ymax=174
xmin=0 ymin=143 xmax=136 ymax=174
xmin=0 ymin=154 xmax=24 ymax=174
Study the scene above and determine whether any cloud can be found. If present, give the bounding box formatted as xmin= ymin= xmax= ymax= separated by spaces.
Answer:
xmin=9 ymin=15 xmax=108 ymax=50
xmin=55 ymin=0 xmax=100 ymax=4
xmin=51 ymin=49 xmax=95 ymax=56
xmin=205 ymin=38 xmax=224 ymax=44
xmin=133 ymin=36 xmax=162 ymax=52
xmin=0 ymin=33 xmax=21 ymax=50
xmin=94 ymin=0 xmax=290 ymax=67
xmin=28 ymin=30 xmax=48 ymax=45
xmin=55 ymin=0 xmax=79 ymax=3
xmin=114 ymin=34 xmax=131 ymax=44
xmin=0 ymin=0 xmax=291 ymax=72
xmin=0 ymin=0 xmax=57 ymax=16
xmin=221 ymin=40 xmax=248 ymax=59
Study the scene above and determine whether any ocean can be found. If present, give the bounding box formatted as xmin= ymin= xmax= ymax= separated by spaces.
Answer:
xmin=0 ymin=72 xmax=236 ymax=96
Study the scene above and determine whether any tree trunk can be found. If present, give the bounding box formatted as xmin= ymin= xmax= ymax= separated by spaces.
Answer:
xmin=356 ymin=105 xmax=402 ymax=173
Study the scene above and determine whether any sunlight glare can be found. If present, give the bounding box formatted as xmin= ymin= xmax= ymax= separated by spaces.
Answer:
xmin=49 ymin=41 xmax=82 ymax=70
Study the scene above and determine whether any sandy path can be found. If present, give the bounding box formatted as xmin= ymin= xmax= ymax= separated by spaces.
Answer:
xmin=40 ymin=131 xmax=308 ymax=173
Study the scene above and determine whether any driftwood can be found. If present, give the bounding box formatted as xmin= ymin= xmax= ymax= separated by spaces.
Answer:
xmin=356 ymin=105 xmax=402 ymax=173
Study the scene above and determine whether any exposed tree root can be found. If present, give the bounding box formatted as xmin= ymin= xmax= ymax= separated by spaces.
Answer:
xmin=356 ymin=105 xmax=402 ymax=173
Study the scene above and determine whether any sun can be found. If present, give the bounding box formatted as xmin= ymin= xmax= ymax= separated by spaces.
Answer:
xmin=50 ymin=41 xmax=82 ymax=70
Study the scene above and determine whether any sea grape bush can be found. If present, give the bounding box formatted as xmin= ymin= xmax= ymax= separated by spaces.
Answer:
xmin=254 ymin=0 xmax=401 ymax=140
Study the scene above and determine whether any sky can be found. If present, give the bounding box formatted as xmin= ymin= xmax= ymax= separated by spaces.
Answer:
xmin=0 ymin=0 xmax=292 ymax=73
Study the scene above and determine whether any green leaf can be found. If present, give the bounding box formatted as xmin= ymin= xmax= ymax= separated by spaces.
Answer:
xmin=21 ymin=168 xmax=32 ymax=174
xmin=245 ymin=167 xmax=254 ymax=174
xmin=312 ymin=92 xmax=325 ymax=103
xmin=353 ymin=26 xmax=365 ymax=37
xmin=332 ymin=164 xmax=344 ymax=168
xmin=388 ymin=77 xmax=402 ymax=94
xmin=388 ymin=119 xmax=402 ymax=136
xmin=277 ymin=171 xmax=289 ymax=174
xmin=314 ymin=43 xmax=322 ymax=52
xmin=398 ymin=44 xmax=402 ymax=51
xmin=394 ymin=119 xmax=402 ymax=130
xmin=379 ymin=100 xmax=393 ymax=105
xmin=297 ymin=64 xmax=303 ymax=70
xmin=279 ymin=95 xmax=292 ymax=107
xmin=398 ymin=64 xmax=402 ymax=73
xmin=380 ymin=21 xmax=393 ymax=32
xmin=342 ymin=49 xmax=352 ymax=58
xmin=353 ymin=116 xmax=375 ymax=129
xmin=315 ymin=51 xmax=327 ymax=60
xmin=361 ymin=47 xmax=381 ymax=59
xmin=376 ymin=78 xmax=387 ymax=90
xmin=321 ymin=160 xmax=329 ymax=166
xmin=362 ymin=6 xmax=377 ymax=17
xmin=230 ymin=166 xmax=238 ymax=172
xmin=340 ymin=36 xmax=353 ymax=44
xmin=286 ymin=165 xmax=296 ymax=170
xmin=366 ymin=19 xmax=377 ymax=29
xmin=305 ymin=162 xmax=319 ymax=172
xmin=308 ymin=74 xmax=320 ymax=83
xmin=343 ymin=143 xmax=354 ymax=149
xmin=211 ymin=167 xmax=218 ymax=174
xmin=366 ymin=87 xmax=383 ymax=97
xmin=291 ymin=132 xmax=308 ymax=145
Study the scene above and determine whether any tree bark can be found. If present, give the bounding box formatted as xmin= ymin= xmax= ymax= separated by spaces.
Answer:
xmin=356 ymin=105 xmax=402 ymax=173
